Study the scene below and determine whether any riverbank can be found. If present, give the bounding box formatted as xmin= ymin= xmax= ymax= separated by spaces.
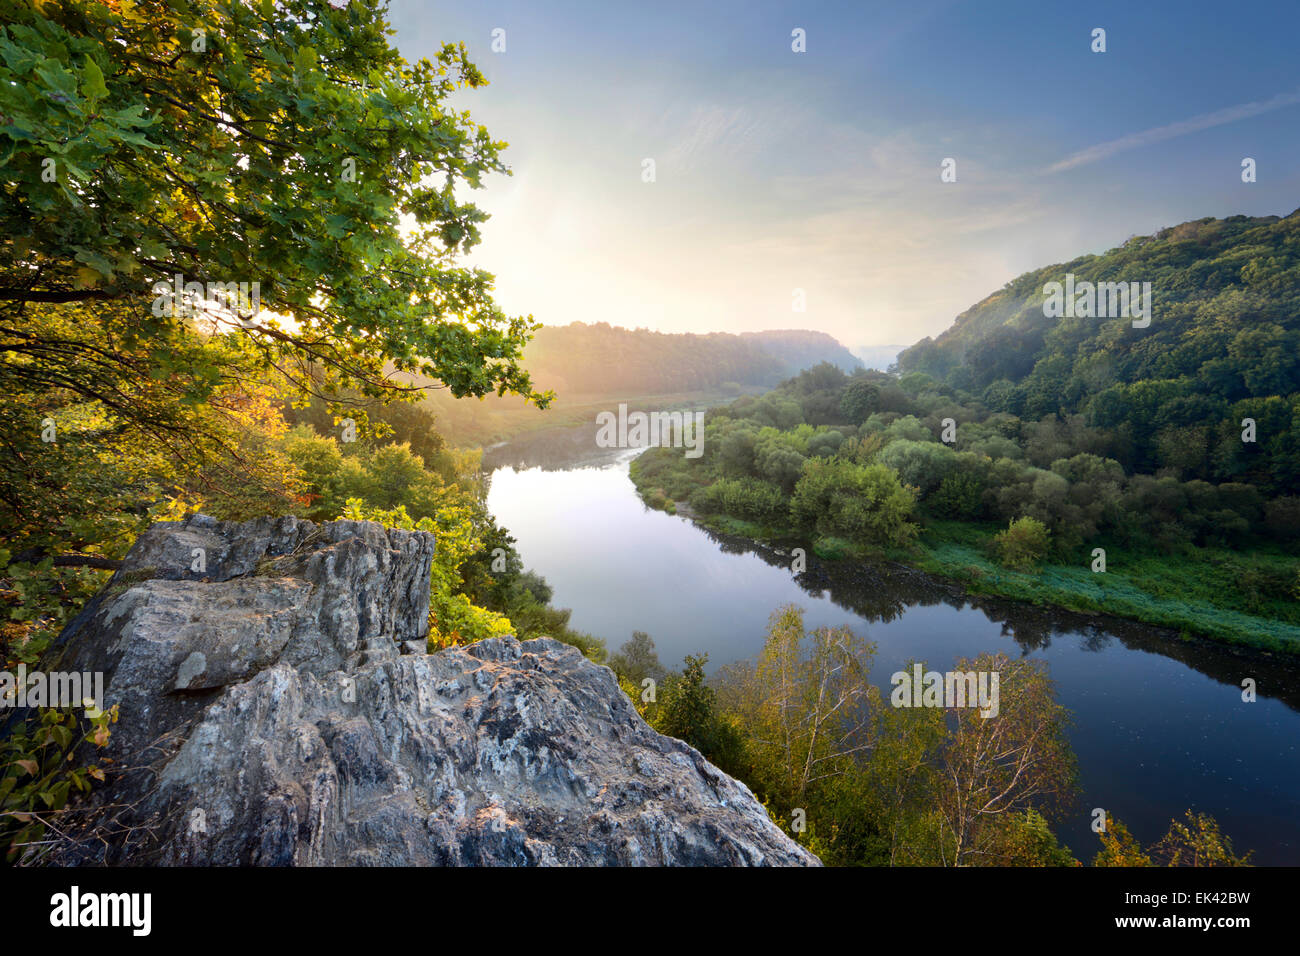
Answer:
xmin=630 ymin=461 xmax=1300 ymax=656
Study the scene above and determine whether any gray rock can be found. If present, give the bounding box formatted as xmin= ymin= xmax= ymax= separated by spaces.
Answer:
xmin=46 ymin=515 xmax=819 ymax=866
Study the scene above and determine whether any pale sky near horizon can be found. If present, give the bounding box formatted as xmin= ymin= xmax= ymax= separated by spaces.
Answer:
xmin=388 ymin=0 xmax=1300 ymax=355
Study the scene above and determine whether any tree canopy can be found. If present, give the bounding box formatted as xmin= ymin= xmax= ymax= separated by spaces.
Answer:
xmin=1 ymin=0 xmax=547 ymax=409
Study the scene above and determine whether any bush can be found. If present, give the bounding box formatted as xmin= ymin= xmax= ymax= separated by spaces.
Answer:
xmin=790 ymin=459 xmax=918 ymax=548
xmin=993 ymin=516 xmax=1052 ymax=570
xmin=876 ymin=439 xmax=958 ymax=495
xmin=1 ymin=705 xmax=118 ymax=863
xmin=691 ymin=478 xmax=787 ymax=523
xmin=929 ymin=472 xmax=986 ymax=519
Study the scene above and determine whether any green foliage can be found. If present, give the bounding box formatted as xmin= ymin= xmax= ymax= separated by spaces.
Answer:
xmin=839 ymin=379 xmax=881 ymax=424
xmin=714 ymin=606 xmax=877 ymax=812
xmin=608 ymin=631 xmax=667 ymax=686
xmin=650 ymin=654 xmax=747 ymax=778
xmin=857 ymin=698 xmax=946 ymax=865
xmin=0 ymin=307 xmax=307 ymax=667
xmin=876 ymin=439 xmax=958 ymax=495
xmin=690 ymin=477 xmax=787 ymax=523
xmin=789 ymin=459 xmax=918 ymax=549
xmin=638 ymin=608 xmax=1254 ymax=868
xmin=1092 ymin=817 xmax=1152 ymax=866
xmin=929 ymin=471 xmax=986 ymax=519
xmin=1094 ymin=811 xmax=1252 ymax=867
xmin=802 ymin=766 xmax=891 ymax=866
xmin=986 ymin=809 xmax=1078 ymax=866
xmin=284 ymin=391 xmax=454 ymax=476
xmin=693 ymin=612 xmax=1092 ymax=866
xmin=1 ymin=0 xmax=548 ymax=412
xmin=1 ymin=703 xmax=118 ymax=864
xmin=993 ymin=516 xmax=1052 ymax=570
xmin=898 ymin=211 xmax=1300 ymax=494
xmin=1151 ymin=810 xmax=1254 ymax=867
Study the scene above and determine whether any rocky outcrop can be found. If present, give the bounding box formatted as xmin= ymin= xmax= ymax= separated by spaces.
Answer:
xmin=46 ymin=515 xmax=818 ymax=866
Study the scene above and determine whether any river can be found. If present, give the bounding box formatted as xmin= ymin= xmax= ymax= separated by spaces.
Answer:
xmin=484 ymin=428 xmax=1300 ymax=864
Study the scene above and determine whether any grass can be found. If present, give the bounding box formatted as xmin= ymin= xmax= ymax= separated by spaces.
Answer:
xmin=901 ymin=521 xmax=1300 ymax=654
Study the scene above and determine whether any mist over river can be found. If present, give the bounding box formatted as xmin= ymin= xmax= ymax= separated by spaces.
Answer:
xmin=484 ymin=428 xmax=1300 ymax=864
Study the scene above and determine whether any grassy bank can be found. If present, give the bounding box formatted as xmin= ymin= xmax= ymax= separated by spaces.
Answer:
xmin=904 ymin=520 xmax=1300 ymax=654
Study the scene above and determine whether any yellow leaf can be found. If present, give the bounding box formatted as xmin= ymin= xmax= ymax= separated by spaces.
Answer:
xmin=76 ymin=266 xmax=100 ymax=288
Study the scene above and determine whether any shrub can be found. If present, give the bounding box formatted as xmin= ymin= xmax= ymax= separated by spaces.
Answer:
xmin=790 ymin=459 xmax=918 ymax=548
xmin=929 ymin=472 xmax=986 ymax=519
xmin=1 ymin=705 xmax=118 ymax=864
xmin=993 ymin=516 xmax=1052 ymax=570
xmin=691 ymin=478 xmax=786 ymax=523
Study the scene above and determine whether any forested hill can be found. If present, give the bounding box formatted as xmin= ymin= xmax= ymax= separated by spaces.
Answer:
xmin=898 ymin=210 xmax=1300 ymax=423
xmin=520 ymin=323 xmax=860 ymax=395
xmin=740 ymin=330 xmax=864 ymax=375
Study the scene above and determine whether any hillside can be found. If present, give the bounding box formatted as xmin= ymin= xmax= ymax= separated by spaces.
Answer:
xmin=898 ymin=210 xmax=1300 ymax=491
xmin=519 ymin=322 xmax=781 ymax=394
xmin=414 ymin=323 xmax=862 ymax=445
xmin=740 ymin=330 xmax=864 ymax=375
xmin=519 ymin=323 xmax=860 ymax=395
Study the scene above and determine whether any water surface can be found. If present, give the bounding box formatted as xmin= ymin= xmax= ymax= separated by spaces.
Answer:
xmin=485 ymin=433 xmax=1300 ymax=864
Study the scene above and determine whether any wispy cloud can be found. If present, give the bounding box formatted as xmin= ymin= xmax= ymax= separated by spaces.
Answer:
xmin=1047 ymin=89 xmax=1300 ymax=173
xmin=658 ymin=104 xmax=768 ymax=171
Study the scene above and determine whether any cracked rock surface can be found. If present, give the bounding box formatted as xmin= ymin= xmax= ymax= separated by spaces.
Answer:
xmin=48 ymin=515 xmax=819 ymax=866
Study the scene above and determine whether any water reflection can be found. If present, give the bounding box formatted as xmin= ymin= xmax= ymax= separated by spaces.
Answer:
xmin=698 ymin=522 xmax=1300 ymax=714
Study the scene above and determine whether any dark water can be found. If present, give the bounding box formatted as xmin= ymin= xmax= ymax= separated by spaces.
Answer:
xmin=485 ymin=430 xmax=1300 ymax=864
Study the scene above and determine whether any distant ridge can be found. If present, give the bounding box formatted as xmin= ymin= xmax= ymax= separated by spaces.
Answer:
xmin=518 ymin=322 xmax=861 ymax=395
xmin=740 ymin=329 xmax=864 ymax=375
xmin=414 ymin=321 xmax=866 ymax=444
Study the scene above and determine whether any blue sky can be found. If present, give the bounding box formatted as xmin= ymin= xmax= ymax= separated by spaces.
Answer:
xmin=388 ymin=0 xmax=1300 ymax=353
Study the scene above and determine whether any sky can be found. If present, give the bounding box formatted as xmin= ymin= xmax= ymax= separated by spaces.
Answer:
xmin=387 ymin=0 xmax=1300 ymax=356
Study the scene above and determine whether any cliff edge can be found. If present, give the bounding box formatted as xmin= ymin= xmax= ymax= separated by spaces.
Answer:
xmin=43 ymin=515 xmax=818 ymax=866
